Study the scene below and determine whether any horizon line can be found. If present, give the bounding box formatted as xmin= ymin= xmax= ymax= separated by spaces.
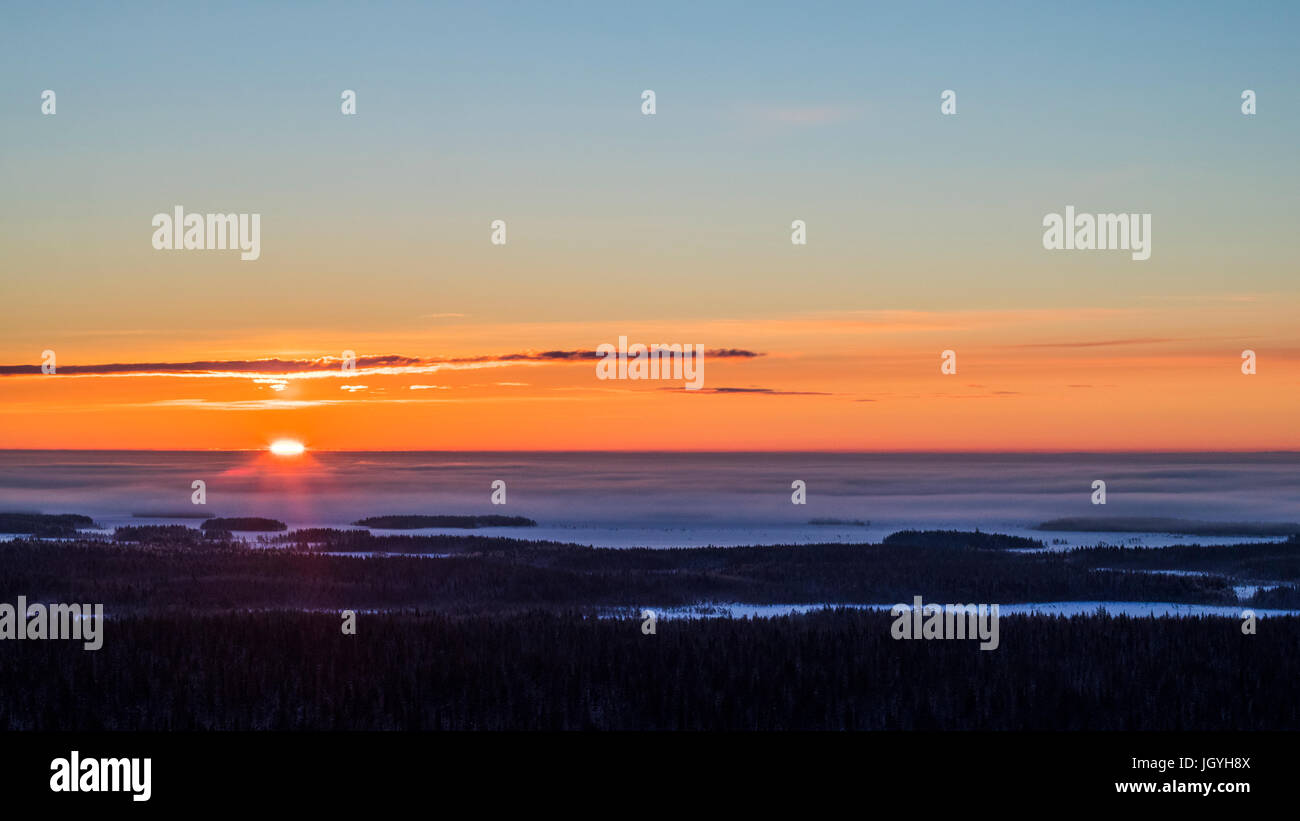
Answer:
xmin=1 ymin=448 xmax=1297 ymax=455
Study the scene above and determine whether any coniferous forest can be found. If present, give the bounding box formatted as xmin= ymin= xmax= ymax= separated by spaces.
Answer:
xmin=1 ymin=609 xmax=1296 ymax=731
xmin=1 ymin=525 xmax=1297 ymax=731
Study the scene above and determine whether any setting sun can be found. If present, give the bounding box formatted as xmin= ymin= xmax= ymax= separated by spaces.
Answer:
xmin=269 ymin=439 xmax=305 ymax=457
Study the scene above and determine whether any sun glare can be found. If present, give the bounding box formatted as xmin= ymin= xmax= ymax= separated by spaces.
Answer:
xmin=269 ymin=439 xmax=305 ymax=457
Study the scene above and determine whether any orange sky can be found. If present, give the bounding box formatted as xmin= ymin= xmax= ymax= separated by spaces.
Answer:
xmin=4 ymin=0 xmax=1296 ymax=453
xmin=2 ymin=300 xmax=1296 ymax=451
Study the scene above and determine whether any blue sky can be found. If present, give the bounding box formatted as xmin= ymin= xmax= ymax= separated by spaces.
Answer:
xmin=1 ymin=0 xmax=1296 ymax=325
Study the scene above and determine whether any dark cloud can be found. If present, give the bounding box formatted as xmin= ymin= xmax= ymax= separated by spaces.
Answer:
xmin=0 ymin=348 xmax=766 ymax=376
xmin=662 ymin=386 xmax=830 ymax=396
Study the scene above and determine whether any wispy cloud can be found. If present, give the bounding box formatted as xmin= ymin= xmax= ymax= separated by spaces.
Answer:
xmin=1006 ymin=338 xmax=1176 ymax=349
xmin=0 ymin=348 xmax=766 ymax=379
xmin=661 ymin=386 xmax=831 ymax=396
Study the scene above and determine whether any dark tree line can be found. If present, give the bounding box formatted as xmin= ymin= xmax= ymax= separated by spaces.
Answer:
xmin=1 ymin=610 xmax=1296 ymax=731
xmin=0 ymin=537 xmax=1246 ymax=615
xmin=201 ymin=517 xmax=287 ymax=532
xmin=351 ymin=515 xmax=537 ymax=528
xmin=1067 ymin=540 xmax=1300 ymax=582
xmin=882 ymin=529 xmax=1044 ymax=550
xmin=0 ymin=512 xmax=96 ymax=537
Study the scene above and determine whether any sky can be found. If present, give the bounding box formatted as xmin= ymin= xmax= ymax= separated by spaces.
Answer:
xmin=0 ymin=1 xmax=1297 ymax=450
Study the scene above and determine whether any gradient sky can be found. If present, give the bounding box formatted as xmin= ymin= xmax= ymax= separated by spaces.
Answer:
xmin=1 ymin=1 xmax=1297 ymax=450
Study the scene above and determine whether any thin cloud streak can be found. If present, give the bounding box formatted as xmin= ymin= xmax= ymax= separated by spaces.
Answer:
xmin=0 ymin=348 xmax=766 ymax=379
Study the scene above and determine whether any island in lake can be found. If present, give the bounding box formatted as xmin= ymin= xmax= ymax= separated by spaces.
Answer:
xmin=352 ymin=514 xmax=538 ymax=529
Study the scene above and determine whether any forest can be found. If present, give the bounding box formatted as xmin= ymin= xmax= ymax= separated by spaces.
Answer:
xmin=1 ymin=609 xmax=1296 ymax=731
xmin=882 ymin=529 xmax=1044 ymax=550
xmin=1037 ymin=517 xmax=1300 ymax=536
xmin=352 ymin=514 xmax=537 ymax=528
xmin=0 ymin=512 xmax=96 ymax=537
xmin=2 ymin=524 xmax=1297 ymax=731
xmin=0 ymin=531 xmax=1265 ymax=614
xmin=201 ymin=517 xmax=287 ymax=532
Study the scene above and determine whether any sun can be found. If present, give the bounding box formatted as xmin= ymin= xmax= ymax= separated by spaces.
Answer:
xmin=269 ymin=439 xmax=306 ymax=457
